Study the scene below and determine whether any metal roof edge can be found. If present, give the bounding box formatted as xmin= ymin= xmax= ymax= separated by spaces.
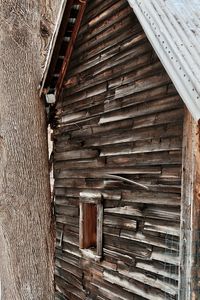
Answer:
xmin=127 ymin=0 xmax=200 ymax=121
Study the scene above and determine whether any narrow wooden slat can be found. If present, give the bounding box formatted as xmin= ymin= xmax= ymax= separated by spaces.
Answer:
xmin=120 ymin=230 xmax=179 ymax=251
xmin=103 ymin=270 xmax=169 ymax=300
xmin=99 ymin=95 xmax=181 ymax=124
xmin=104 ymin=215 xmax=137 ymax=230
xmin=136 ymin=260 xmax=178 ymax=281
xmin=54 ymin=149 xmax=98 ymax=161
xmin=55 ymin=166 xmax=162 ymax=179
xmin=83 ymin=123 xmax=183 ymax=147
xmin=117 ymin=266 xmax=178 ymax=296
xmin=77 ymin=5 xmax=132 ymax=46
xmin=122 ymin=190 xmax=180 ymax=206
xmin=97 ymin=203 xmax=103 ymax=256
xmin=144 ymin=219 xmax=180 ymax=237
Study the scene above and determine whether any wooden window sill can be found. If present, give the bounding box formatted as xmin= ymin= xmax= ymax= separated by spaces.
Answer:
xmin=80 ymin=248 xmax=101 ymax=262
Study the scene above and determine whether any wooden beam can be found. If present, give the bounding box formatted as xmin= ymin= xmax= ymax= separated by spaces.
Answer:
xmin=179 ymin=108 xmax=200 ymax=300
xmin=79 ymin=202 xmax=84 ymax=249
xmin=56 ymin=1 xmax=87 ymax=100
xmin=97 ymin=203 xmax=103 ymax=257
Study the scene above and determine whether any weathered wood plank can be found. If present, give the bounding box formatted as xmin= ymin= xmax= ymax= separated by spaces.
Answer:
xmin=136 ymin=260 xmax=178 ymax=281
xmin=55 ymin=108 xmax=182 ymax=139
xmin=179 ymin=109 xmax=200 ymax=300
xmin=54 ymin=158 xmax=106 ymax=171
xmin=80 ymin=0 xmax=127 ymax=31
xmin=71 ymin=20 xmax=142 ymax=63
xmin=56 ymin=258 xmax=83 ymax=280
xmin=151 ymin=247 xmax=180 ymax=266
xmin=106 ymin=150 xmax=182 ymax=166
xmin=55 ymin=275 xmax=85 ymax=299
xmin=120 ymin=230 xmax=179 ymax=251
xmin=104 ymin=215 xmax=137 ymax=230
xmin=122 ymin=190 xmax=180 ymax=206
xmin=55 ymin=166 xmax=162 ymax=179
xmin=103 ymin=270 xmax=171 ymax=300
xmin=144 ymin=219 xmax=180 ymax=237
xmin=63 ymin=49 xmax=157 ymax=97
xmin=104 ymin=234 xmax=152 ymax=259
xmin=83 ymin=123 xmax=183 ymax=147
xmin=104 ymin=206 xmax=142 ymax=217
xmin=55 ymin=205 xmax=78 ymax=216
xmin=100 ymin=137 xmax=182 ymax=157
xmin=99 ymin=95 xmax=181 ymax=124
xmin=73 ymin=33 xmax=148 ymax=84
xmin=54 ymin=149 xmax=99 ymax=161
xmin=117 ymin=266 xmax=178 ymax=296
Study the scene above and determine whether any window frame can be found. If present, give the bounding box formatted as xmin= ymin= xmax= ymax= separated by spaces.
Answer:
xmin=79 ymin=191 xmax=103 ymax=261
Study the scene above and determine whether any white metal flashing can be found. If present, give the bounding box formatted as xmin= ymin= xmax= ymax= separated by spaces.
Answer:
xmin=127 ymin=0 xmax=200 ymax=120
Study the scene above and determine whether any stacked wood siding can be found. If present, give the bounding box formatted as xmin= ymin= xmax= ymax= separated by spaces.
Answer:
xmin=54 ymin=0 xmax=184 ymax=299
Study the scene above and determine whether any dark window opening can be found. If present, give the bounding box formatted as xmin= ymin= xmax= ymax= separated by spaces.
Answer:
xmin=81 ymin=203 xmax=97 ymax=249
xmin=79 ymin=192 xmax=103 ymax=260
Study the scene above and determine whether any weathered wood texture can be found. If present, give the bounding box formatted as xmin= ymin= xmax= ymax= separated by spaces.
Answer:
xmin=54 ymin=0 xmax=184 ymax=299
xmin=0 ymin=1 xmax=54 ymax=299
xmin=179 ymin=109 xmax=200 ymax=300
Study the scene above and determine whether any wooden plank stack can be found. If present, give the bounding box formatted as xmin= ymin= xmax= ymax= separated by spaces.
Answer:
xmin=54 ymin=0 xmax=184 ymax=299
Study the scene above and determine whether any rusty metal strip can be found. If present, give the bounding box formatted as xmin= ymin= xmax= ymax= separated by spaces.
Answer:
xmin=55 ymin=0 xmax=87 ymax=101
xmin=44 ymin=0 xmax=74 ymax=91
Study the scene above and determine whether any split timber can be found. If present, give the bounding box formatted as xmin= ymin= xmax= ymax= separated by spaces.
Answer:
xmin=54 ymin=0 xmax=184 ymax=299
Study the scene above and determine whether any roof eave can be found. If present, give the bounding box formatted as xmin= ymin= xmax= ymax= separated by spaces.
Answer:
xmin=128 ymin=0 xmax=200 ymax=121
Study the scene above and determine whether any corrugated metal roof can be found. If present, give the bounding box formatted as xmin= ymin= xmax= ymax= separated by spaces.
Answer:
xmin=128 ymin=0 xmax=200 ymax=120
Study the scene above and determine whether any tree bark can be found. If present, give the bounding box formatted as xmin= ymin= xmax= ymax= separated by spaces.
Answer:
xmin=0 ymin=1 xmax=54 ymax=299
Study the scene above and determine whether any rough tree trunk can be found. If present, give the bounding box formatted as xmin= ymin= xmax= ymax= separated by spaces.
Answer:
xmin=0 ymin=1 xmax=55 ymax=299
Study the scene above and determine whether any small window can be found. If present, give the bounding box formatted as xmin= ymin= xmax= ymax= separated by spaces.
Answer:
xmin=81 ymin=203 xmax=97 ymax=249
xmin=79 ymin=192 xmax=103 ymax=261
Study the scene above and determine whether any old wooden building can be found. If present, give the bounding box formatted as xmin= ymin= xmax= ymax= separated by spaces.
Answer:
xmin=42 ymin=0 xmax=200 ymax=299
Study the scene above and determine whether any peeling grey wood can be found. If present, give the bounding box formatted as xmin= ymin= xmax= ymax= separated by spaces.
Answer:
xmin=0 ymin=1 xmax=54 ymax=299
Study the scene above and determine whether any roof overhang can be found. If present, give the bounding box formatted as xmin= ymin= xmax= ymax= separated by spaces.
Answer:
xmin=40 ymin=0 xmax=87 ymax=100
xmin=41 ymin=0 xmax=68 ymax=95
xmin=128 ymin=0 xmax=200 ymax=121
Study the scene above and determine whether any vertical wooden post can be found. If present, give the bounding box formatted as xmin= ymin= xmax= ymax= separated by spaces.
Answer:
xmin=179 ymin=108 xmax=200 ymax=299
xmin=97 ymin=203 xmax=103 ymax=257
xmin=79 ymin=202 xmax=84 ymax=249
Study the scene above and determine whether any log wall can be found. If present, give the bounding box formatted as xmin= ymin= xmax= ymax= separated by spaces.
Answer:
xmin=54 ymin=0 xmax=184 ymax=299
